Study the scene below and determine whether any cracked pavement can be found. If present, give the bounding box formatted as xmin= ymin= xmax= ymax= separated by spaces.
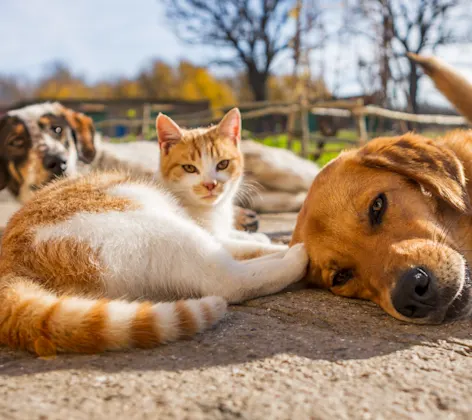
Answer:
xmin=0 ymin=195 xmax=471 ymax=419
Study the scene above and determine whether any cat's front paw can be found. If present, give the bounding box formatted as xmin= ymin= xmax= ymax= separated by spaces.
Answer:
xmin=283 ymin=244 xmax=309 ymax=282
xmin=234 ymin=206 xmax=259 ymax=232
xmin=250 ymin=232 xmax=272 ymax=244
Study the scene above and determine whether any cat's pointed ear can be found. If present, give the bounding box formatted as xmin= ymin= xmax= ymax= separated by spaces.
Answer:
xmin=156 ymin=113 xmax=182 ymax=154
xmin=218 ymin=108 xmax=241 ymax=145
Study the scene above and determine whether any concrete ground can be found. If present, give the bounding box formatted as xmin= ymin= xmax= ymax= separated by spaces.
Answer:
xmin=0 ymin=195 xmax=471 ymax=420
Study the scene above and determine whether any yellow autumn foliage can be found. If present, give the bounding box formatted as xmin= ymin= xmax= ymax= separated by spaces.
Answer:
xmin=33 ymin=60 xmax=328 ymax=109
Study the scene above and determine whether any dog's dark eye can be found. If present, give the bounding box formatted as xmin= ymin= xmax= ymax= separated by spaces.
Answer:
xmin=332 ymin=269 xmax=354 ymax=287
xmin=8 ymin=138 xmax=25 ymax=148
xmin=369 ymin=193 xmax=387 ymax=226
xmin=51 ymin=126 xmax=62 ymax=135
xmin=216 ymin=160 xmax=230 ymax=171
xmin=182 ymin=164 xmax=198 ymax=174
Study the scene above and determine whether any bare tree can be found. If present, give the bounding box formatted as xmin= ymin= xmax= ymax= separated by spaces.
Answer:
xmin=346 ymin=0 xmax=471 ymax=112
xmin=163 ymin=0 xmax=319 ymax=102
xmin=0 ymin=76 xmax=31 ymax=106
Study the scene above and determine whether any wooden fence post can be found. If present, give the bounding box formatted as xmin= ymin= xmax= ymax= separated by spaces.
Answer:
xmin=300 ymin=98 xmax=310 ymax=158
xmin=354 ymin=99 xmax=368 ymax=145
xmin=142 ymin=103 xmax=151 ymax=138
xmin=286 ymin=111 xmax=296 ymax=151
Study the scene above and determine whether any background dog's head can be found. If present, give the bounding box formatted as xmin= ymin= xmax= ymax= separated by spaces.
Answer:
xmin=291 ymin=132 xmax=472 ymax=324
xmin=0 ymin=102 xmax=96 ymax=202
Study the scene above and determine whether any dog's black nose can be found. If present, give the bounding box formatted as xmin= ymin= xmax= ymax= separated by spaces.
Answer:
xmin=43 ymin=155 xmax=67 ymax=176
xmin=391 ymin=267 xmax=438 ymax=318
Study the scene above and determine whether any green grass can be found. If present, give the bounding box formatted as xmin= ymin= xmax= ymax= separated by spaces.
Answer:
xmin=252 ymin=128 xmax=448 ymax=167
xmin=253 ymin=129 xmax=359 ymax=167
xmin=107 ymin=128 xmax=448 ymax=168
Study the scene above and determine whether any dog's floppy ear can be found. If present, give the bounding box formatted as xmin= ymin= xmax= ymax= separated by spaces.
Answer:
xmin=0 ymin=116 xmax=12 ymax=190
xmin=63 ymin=108 xmax=96 ymax=163
xmin=0 ymin=158 xmax=9 ymax=191
xmin=290 ymin=208 xmax=305 ymax=246
xmin=360 ymin=133 xmax=470 ymax=213
xmin=290 ymin=181 xmax=314 ymax=246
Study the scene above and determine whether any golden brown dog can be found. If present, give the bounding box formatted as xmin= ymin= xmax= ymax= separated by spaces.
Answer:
xmin=292 ymin=54 xmax=472 ymax=324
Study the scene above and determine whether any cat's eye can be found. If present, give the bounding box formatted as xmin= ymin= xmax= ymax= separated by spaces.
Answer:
xmin=216 ymin=160 xmax=230 ymax=171
xmin=8 ymin=138 xmax=25 ymax=148
xmin=332 ymin=269 xmax=354 ymax=287
xmin=369 ymin=193 xmax=387 ymax=226
xmin=182 ymin=164 xmax=198 ymax=174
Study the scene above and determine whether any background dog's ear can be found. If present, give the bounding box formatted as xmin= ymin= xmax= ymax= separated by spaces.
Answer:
xmin=0 ymin=116 xmax=12 ymax=190
xmin=0 ymin=158 xmax=10 ymax=191
xmin=360 ymin=134 xmax=470 ymax=213
xmin=63 ymin=109 xmax=96 ymax=163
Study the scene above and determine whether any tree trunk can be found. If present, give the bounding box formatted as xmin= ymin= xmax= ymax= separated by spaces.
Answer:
xmin=247 ymin=68 xmax=269 ymax=132
xmin=407 ymin=60 xmax=419 ymax=130
xmin=408 ymin=61 xmax=419 ymax=114
xmin=247 ymin=68 xmax=268 ymax=102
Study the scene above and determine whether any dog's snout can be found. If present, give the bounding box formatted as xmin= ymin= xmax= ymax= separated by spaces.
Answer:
xmin=392 ymin=267 xmax=438 ymax=318
xmin=43 ymin=155 xmax=67 ymax=176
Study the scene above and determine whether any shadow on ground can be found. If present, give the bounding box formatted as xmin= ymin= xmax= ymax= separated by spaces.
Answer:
xmin=1 ymin=287 xmax=471 ymax=376
xmin=0 ymin=209 xmax=471 ymax=419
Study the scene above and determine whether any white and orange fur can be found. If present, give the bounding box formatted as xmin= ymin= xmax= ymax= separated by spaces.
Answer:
xmin=0 ymin=108 xmax=308 ymax=356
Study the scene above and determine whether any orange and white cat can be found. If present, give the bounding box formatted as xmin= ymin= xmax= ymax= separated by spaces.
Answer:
xmin=157 ymin=108 xmax=286 ymax=258
xmin=0 ymin=109 xmax=308 ymax=355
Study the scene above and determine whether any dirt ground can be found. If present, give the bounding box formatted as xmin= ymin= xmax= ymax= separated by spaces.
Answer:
xmin=0 ymin=195 xmax=471 ymax=420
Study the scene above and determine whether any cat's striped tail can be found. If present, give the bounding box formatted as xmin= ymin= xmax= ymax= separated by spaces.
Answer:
xmin=0 ymin=276 xmax=227 ymax=355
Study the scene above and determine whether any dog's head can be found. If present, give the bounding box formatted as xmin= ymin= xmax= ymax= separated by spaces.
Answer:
xmin=0 ymin=102 xmax=96 ymax=202
xmin=291 ymin=133 xmax=472 ymax=324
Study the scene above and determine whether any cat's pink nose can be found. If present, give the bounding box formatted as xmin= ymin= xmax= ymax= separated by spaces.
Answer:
xmin=203 ymin=181 xmax=217 ymax=191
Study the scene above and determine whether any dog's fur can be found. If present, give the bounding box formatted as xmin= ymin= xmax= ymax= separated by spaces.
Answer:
xmin=0 ymin=102 xmax=257 ymax=232
xmin=292 ymin=54 xmax=472 ymax=324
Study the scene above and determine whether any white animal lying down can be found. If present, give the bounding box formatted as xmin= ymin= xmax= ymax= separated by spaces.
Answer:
xmin=0 ymin=109 xmax=308 ymax=355
xmin=93 ymin=137 xmax=320 ymax=213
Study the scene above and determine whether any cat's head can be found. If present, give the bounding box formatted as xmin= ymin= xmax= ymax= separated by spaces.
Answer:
xmin=156 ymin=108 xmax=243 ymax=206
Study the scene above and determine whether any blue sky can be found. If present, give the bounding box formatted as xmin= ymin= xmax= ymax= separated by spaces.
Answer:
xmin=1 ymin=0 xmax=471 ymax=106
xmin=0 ymin=0 xmax=211 ymax=81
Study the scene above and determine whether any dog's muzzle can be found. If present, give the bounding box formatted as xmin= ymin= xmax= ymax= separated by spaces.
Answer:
xmin=445 ymin=264 xmax=472 ymax=321
xmin=391 ymin=267 xmax=438 ymax=319
xmin=391 ymin=264 xmax=472 ymax=323
xmin=43 ymin=154 xmax=68 ymax=176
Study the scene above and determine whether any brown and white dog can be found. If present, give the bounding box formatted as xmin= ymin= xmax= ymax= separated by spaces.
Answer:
xmin=0 ymin=102 xmax=258 ymax=231
xmin=0 ymin=102 xmax=96 ymax=202
xmin=291 ymin=54 xmax=472 ymax=324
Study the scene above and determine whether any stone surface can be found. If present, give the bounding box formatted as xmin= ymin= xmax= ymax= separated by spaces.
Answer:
xmin=0 ymin=205 xmax=471 ymax=419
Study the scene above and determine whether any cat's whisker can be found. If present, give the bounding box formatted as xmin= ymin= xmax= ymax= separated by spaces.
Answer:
xmin=235 ymin=184 xmax=262 ymax=207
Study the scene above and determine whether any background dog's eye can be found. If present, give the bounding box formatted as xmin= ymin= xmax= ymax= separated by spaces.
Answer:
xmin=182 ymin=164 xmax=198 ymax=173
xmin=369 ymin=193 xmax=387 ymax=226
xmin=216 ymin=160 xmax=229 ymax=170
xmin=51 ymin=126 xmax=62 ymax=135
xmin=332 ymin=269 xmax=354 ymax=287
xmin=8 ymin=138 xmax=25 ymax=148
